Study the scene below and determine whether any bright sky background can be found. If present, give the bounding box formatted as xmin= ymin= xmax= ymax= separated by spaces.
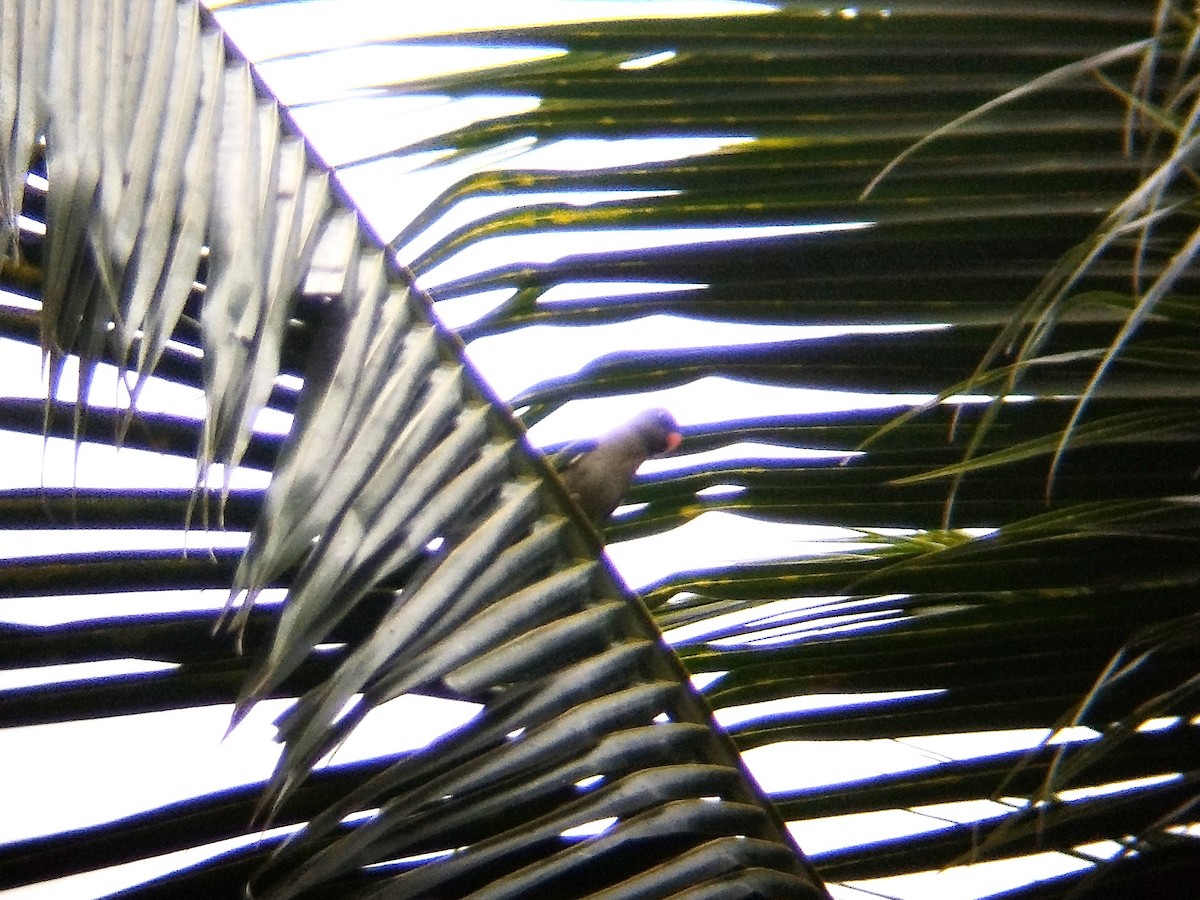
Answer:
xmin=0 ymin=2 xmax=1125 ymax=898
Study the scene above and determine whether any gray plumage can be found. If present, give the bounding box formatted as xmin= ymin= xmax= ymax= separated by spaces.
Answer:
xmin=557 ymin=409 xmax=682 ymax=523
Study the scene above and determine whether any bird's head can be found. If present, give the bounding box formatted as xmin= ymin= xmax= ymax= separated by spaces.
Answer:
xmin=631 ymin=408 xmax=683 ymax=456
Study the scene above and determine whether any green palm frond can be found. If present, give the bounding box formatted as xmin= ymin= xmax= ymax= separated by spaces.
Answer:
xmin=6 ymin=1 xmax=1200 ymax=899
xmin=1 ymin=2 xmax=822 ymax=898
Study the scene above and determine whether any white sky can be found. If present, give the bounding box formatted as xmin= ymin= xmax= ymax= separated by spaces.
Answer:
xmin=0 ymin=2 xmax=1126 ymax=899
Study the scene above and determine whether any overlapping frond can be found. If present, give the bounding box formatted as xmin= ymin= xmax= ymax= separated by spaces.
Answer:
xmin=5 ymin=1 xmax=1200 ymax=899
xmin=0 ymin=2 xmax=824 ymax=898
xmin=294 ymin=2 xmax=1199 ymax=894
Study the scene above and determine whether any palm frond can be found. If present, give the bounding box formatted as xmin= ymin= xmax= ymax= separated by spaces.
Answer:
xmin=0 ymin=2 xmax=823 ymax=898
xmin=6 ymin=2 xmax=1200 ymax=899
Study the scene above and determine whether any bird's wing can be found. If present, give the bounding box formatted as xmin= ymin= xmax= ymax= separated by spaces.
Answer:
xmin=546 ymin=438 xmax=599 ymax=473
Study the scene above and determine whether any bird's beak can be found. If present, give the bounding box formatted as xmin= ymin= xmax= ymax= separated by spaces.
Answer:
xmin=664 ymin=431 xmax=683 ymax=454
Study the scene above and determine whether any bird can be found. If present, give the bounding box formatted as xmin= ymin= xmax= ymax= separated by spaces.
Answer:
xmin=556 ymin=408 xmax=683 ymax=524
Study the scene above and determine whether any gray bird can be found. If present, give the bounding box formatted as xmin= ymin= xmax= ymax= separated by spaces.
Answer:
xmin=556 ymin=409 xmax=683 ymax=523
